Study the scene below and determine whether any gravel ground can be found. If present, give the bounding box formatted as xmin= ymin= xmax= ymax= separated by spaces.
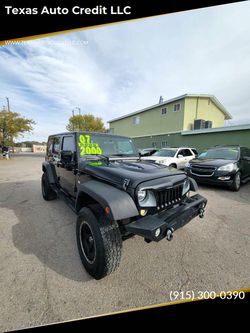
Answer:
xmin=0 ymin=154 xmax=249 ymax=331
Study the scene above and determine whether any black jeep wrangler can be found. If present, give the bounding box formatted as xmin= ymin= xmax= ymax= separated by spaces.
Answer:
xmin=42 ymin=132 xmax=207 ymax=279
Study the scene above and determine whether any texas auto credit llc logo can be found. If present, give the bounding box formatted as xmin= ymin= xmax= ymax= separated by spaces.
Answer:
xmin=4 ymin=5 xmax=132 ymax=16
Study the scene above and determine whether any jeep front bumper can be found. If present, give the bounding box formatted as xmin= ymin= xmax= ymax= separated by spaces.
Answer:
xmin=124 ymin=194 xmax=207 ymax=242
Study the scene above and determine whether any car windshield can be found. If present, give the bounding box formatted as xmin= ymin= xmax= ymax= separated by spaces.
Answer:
xmin=152 ymin=149 xmax=177 ymax=157
xmin=198 ymin=148 xmax=239 ymax=160
xmin=77 ymin=133 xmax=138 ymax=157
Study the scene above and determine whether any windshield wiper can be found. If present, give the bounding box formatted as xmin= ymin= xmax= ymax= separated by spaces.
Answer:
xmin=83 ymin=154 xmax=110 ymax=163
xmin=110 ymin=154 xmax=140 ymax=159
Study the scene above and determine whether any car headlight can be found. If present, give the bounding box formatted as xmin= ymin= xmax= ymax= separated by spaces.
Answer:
xmin=138 ymin=189 xmax=147 ymax=202
xmin=185 ymin=162 xmax=190 ymax=168
xmin=182 ymin=178 xmax=190 ymax=196
xmin=157 ymin=160 xmax=165 ymax=164
xmin=218 ymin=163 xmax=237 ymax=172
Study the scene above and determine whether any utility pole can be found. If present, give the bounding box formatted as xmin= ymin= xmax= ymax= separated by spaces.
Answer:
xmin=6 ymin=97 xmax=10 ymax=112
xmin=72 ymin=107 xmax=81 ymax=132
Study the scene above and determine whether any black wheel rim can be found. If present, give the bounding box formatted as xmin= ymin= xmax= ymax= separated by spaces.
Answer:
xmin=79 ymin=221 xmax=96 ymax=264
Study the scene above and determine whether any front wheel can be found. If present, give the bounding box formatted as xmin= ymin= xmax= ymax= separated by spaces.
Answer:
xmin=76 ymin=207 xmax=122 ymax=280
xmin=169 ymin=163 xmax=177 ymax=168
xmin=230 ymin=172 xmax=241 ymax=191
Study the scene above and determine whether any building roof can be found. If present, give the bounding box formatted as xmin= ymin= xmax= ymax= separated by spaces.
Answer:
xmin=181 ymin=123 xmax=250 ymax=135
xmin=108 ymin=94 xmax=232 ymax=123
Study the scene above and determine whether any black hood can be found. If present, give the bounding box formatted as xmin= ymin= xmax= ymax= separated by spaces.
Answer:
xmin=79 ymin=158 xmax=185 ymax=189
xmin=190 ymin=158 xmax=237 ymax=167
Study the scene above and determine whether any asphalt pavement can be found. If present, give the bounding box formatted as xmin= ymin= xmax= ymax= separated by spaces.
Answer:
xmin=0 ymin=154 xmax=249 ymax=331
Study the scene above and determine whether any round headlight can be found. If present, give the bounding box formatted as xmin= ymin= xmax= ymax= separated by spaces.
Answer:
xmin=182 ymin=178 xmax=190 ymax=196
xmin=138 ymin=189 xmax=147 ymax=202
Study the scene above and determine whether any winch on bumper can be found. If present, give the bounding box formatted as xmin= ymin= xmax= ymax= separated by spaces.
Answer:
xmin=124 ymin=194 xmax=207 ymax=242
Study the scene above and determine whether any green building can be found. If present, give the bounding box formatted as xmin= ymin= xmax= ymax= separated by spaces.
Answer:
xmin=108 ymin=94 xmax=250 ymax=152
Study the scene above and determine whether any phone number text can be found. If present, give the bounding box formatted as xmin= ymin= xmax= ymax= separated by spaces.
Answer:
xmin=170 ymin=290 xmax=245 ymax=301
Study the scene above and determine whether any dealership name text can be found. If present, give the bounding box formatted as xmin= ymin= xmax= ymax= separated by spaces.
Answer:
xmin=4 ymin=6 xmax=132 ymax=15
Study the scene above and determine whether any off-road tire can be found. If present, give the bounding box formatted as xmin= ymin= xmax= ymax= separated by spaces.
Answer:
xmin=76 ymin=207 xmax=122 ymax=280
xmin=230 ymin=172 xmax=241 ymax=192
xmin=41 ymin=172 xmax=57 ymax=201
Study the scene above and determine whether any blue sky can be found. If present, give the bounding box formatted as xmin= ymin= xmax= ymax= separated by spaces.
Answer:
xmin=1 ymin=2 xmax=250 ymax=142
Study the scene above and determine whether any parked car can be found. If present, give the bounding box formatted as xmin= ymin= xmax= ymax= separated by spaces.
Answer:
xmin=185 ymin=145 xmax=250 ymax=191
xmin=142 ymin=147 xmax=197 ymax=169
xmin=190 ymin=148 xmax=198 ymax=157
xmin=41 ymin=132 xmax=207 ymax=279
xmin=139 ymin=148 xmax=159 ymax=156
xmin=1 ymin=146 xmax=10 ymax=159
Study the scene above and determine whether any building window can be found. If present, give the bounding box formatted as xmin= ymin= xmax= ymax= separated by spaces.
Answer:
xmin=161 ymin=141 xmax=167 ymax=148
xmin=132 ymin=116 xmax=140 ymax=125
xmin=161 ymin=107 xmax=167 ymax=115
xmin=173 ymin=103 xmax=181 ymax=112
xmin=152 ymin=142 xmax=157 ymax=148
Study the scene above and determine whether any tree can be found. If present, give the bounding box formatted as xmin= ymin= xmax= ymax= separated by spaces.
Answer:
xmin=0 ymin=110 xmax=35 ymax=146
xmin=66 ymin=114 xmax=106 ymax=132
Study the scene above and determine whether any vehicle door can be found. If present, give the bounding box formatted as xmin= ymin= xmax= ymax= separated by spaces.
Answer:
xmin=184 ymin=149 xmax=196 ymax=163
xmin=176 ymin=149 xmax=190 ymax=169
xmin=59 ymin=134 xmax=77 ymax=197
xmin=241 ymin=147 xmax=250 ymax=180
xmin=47 ymin=135 xmax=61 ymax=179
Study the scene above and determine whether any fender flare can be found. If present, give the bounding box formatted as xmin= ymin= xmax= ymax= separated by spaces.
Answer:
xmin=42 ymin=161 xmax=57 ymax=184
xmin=189 ymin=177 xmax=198 ymax=192
xmin=76 ymin=180 xmax=139 ymax=221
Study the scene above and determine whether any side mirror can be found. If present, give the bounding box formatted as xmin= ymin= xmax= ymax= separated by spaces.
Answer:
xmin=61 ymin=150 xmax=73 ymax=163
xmin=178 ymin=154 xmax=184 ymax=158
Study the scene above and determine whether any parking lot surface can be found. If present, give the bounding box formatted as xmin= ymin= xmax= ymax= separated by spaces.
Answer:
xmin=0 ymin=154 xmax=249 ymax=331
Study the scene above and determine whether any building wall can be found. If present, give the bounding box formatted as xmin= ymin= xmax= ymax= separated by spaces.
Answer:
xmin=110 ymin=97 xmax=226 ymax=136
xmin=14 ymin=147 xmax=32 ymax=152
xmin=109 ymin=99 xmax=185 ymax=137
xmin=33 ymin=145 xmax=46 ymax=153
xmin=183 ymin=97 xmax=225 ymax=130
xmin=133 ymin=129 xmax=250 ymax=153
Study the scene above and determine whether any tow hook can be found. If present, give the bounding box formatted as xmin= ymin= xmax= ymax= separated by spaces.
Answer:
xmin=166 ymin=228 xmax=174 ymax=241
xmin=199 ymin=207 xmax=205 ymax=218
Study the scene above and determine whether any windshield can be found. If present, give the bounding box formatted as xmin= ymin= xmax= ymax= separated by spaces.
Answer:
xmin=152 ymin=149 xmax=177 ymax=157
xmin=198 ymin=148 xmax=239 ymax=160
xmin=77 ymin=133 xmax=138 ymax=157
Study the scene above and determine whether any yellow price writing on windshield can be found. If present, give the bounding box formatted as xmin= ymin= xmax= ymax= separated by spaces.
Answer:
xmin=78 ymin=134 xmax=103 ymax=156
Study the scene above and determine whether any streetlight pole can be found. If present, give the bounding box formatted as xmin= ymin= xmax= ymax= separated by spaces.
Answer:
xmin=72 ymin=107 xmax=81 ymax=131
xmin=72 ymin=107 xmax=80 ymax=131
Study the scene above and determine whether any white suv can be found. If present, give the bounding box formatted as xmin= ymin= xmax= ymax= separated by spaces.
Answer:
xmin=142 ymin=147 xmax=197 ymax=169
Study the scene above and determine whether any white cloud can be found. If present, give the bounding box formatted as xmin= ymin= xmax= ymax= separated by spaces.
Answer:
xmin=1 ymin=1 xmax=250 ymax=141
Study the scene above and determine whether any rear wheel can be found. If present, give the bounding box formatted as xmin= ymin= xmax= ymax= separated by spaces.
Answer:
xmin=230 ymin=172 xmax=241 ymax=191
xmin=41 ymin=173 xmax=57 ymax=200
xmin=76 ymin=207 xmax=122 ymax=280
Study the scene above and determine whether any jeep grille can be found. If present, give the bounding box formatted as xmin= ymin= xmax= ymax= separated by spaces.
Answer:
xmin=156 ymin=184 xmax=183 ymax=210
